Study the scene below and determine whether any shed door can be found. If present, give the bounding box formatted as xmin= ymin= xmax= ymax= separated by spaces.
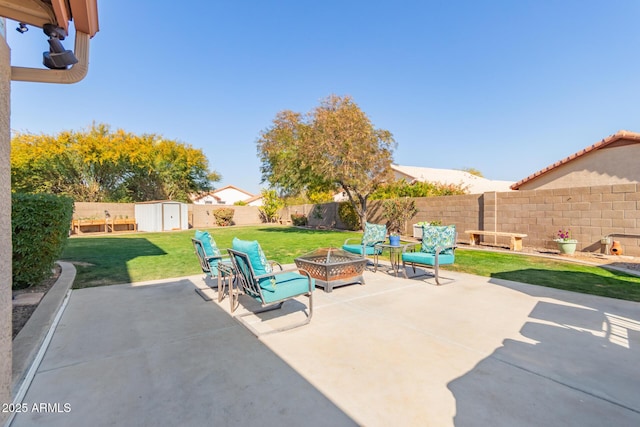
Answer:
xmin=163 ymin=203 xmax=181 ymax=230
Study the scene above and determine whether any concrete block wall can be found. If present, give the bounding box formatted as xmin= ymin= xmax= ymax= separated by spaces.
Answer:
xmin=74 ymin=202 xmax=135 ymax=220
xmin=69 ymin=183 xmax=640 ymax=255
xmin=73 ymin=203 xmax=264 ymax=231
xmin=496 ymin=184 xmax=640 ymax=255
xmin=286 ymin=184 xmax=640 ymax=256
xmin=190 ymin=204 xmax=263 ymax=229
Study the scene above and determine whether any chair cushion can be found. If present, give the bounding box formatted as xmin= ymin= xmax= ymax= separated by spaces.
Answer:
xmin=194 ymin=230 xmax=223 ymax=275
xmin=194 ymin=230 xmax=221 ymax=258
xmin=421 ymin=225 xmax=456 ymax=255
xmin=402 ymin=251 xmax=455 ymax=266
xmin=257 ymin=272 xmax=315 ymax=304
xmin=342 ymin=244 xmax=380 ymax=256
xmin=362 ymin=222 xmax=387 ymax=246
xmin=232 ymin=237 xmax=276 ymax=291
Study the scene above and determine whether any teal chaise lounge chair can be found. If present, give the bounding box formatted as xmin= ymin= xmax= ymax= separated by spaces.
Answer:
xmin=192 ymin=230 xmax=233 ymax=303
xmin=401 ymin=225 xmax=457 ymax=285
xmin=227 ymin=237 xmax=314 ymax=335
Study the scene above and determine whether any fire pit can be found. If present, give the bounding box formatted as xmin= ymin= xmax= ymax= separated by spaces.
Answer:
xmin=295 ymin=247 xmax=367 ymax=293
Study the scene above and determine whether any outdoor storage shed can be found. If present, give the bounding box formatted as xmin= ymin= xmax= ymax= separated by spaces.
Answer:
xmin=134 ymin=201 xmax=188 ymax=232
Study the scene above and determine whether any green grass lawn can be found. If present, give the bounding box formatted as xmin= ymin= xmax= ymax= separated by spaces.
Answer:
xmin=61 ymin=225 xmax=640 ymax=302
xmin=61 ymin=225 xmax=361 ymax=288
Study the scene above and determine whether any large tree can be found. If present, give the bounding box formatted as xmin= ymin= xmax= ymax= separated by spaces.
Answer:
xmin=11 ymin=123 xmax=220 ymax=202
xmin=258 ymin=95 xmax=396 ymax=227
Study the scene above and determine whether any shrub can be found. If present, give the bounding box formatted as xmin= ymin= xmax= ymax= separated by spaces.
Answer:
xmin=371 ymin=179 xmax=467 ymax=199
xmin=291 ymin=213 xmax=308 ymax=226
xmin=338 ymin=202 xmax=360 ymax=230
xmin=213 ymin=207 xmax=234 ymax=226
xmin=259 ymin=189 xmax=284 ymax=223
xmin=415 ymin=220 xmax=442 ymax=227
xmin=12 ymin=193 xmax=74 ymax=289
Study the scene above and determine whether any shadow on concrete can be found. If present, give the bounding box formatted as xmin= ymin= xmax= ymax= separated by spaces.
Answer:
xmin=448 ymin=279 xmax=640 ymax=426
xmin=61 ymin=237 xmax=166 ymax=287
xmin=11 ymin=278 xmax=356 ymax=426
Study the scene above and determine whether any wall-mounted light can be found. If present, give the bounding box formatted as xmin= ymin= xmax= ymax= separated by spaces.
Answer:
xmin=16 ymin=23 xmax=28 ymax=34
xmin=42 ymin=24 xmax=78 ymax=69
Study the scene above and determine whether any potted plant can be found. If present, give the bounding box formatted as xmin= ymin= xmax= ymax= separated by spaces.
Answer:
xmin=382 ymin=198 xmax=418 ymax=240
xmin=412 ymin=220 xmax=442 ymax=239
xmin=554 ymin=229 xmax=577 ymax=254
xmin=389 ymin=231 xmax=401 ymax=246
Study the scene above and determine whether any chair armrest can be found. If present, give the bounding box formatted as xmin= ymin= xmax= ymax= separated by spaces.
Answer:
xmin=205 ymin=254 xmax=226 ymax=263
xmin=402 ymin=243 xmax=421 ymax=253
xmin=268 ymin=260 xmax=283 ymax=271
xmin=255 ymin=266 xmax=306 ymax=279
xmin=434 ymin=244 xmax=457 ymax=254
xmin=255 ymin=267 xmax=315 ymax=292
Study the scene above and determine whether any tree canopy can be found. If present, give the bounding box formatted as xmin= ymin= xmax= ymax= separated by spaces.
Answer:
xmin=11 ymin=123 xmax=220 ymax=202
xmin=257 ymin=95 xmax=396 ymax=227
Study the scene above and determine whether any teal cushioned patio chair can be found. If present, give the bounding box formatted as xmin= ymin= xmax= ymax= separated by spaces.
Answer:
xmin=342 ymin=222 xmax=387 ymax=263
xmin=401 ymin=225 xmax=457 ymax=285
xmin=192 ymin=230 xmax=233 ymax=304
xmin=227 ymin=237 xmax=315 ymax=336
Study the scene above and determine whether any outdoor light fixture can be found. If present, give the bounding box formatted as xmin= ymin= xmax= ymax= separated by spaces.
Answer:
xmin=42 ymin=23 xmax=78 ymax=70
xmin=16 ymin=23 xmax=28 ymax=33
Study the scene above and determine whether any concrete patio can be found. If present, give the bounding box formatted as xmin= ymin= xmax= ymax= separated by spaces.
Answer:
xmin=9 ymin=263 xmax=640 ymax=426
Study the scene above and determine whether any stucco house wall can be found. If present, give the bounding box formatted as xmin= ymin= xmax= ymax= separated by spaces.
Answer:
xmin=211 ymin=186 xmax=254 ymax=205
xmin=518 ymin=143 xmax=640 ymax=191
xmin=0 ymin=30 xmax=11 ymax=423
xmin=192 ymin=194 xmax=221 ymax=205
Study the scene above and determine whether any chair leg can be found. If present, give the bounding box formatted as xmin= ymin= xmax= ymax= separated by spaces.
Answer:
xmin=217 ymin=273 xmax=226 ymax=303
xmin=403 ymin=262 xmax=455 ymax=285
xmin=234 ymin=296 xmax=312 ymax=337
xmin=229 ymin=275 xmax=240 ymax=313
xmin=433 ymin=263 xmax=456 ymax=285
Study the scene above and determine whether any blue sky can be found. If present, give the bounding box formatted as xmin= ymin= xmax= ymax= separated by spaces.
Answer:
xmin=7 ymin=0 xmax=640 ymax=195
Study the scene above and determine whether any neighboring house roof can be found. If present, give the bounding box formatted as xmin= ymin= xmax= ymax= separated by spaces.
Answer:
xmin=243 ymin=194 xmax=263 ymax=204
xmin=191 ymin=193 xmax=222 ymax=203
xmin=191 ymin=185 xmax=260 ymax=205
xmin=511 ymin=130 xmax=640 ymax=190
xmin=391 ymin=165 xmax=514 ymax=194
xmin=211 ymin=185 xmax=255 ymax=198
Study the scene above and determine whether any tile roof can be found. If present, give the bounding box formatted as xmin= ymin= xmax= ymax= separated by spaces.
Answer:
xmin=511 ymin=130 xmax=640 ymax=190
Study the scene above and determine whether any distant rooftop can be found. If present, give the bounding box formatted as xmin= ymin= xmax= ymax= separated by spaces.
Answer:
xmin=391 ymin=165 xmax=514 ymax=194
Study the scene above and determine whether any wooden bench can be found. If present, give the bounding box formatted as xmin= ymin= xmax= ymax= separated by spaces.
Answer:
xmin=106 ymin=218 xmax=137 ymax=232
xmin=465 ymin=230 xmax=527 ymax=251
xmin=72 ymin=218 xmax=137 ymax=234
xmin=72 ymin=219 xmax=107 ymax=234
